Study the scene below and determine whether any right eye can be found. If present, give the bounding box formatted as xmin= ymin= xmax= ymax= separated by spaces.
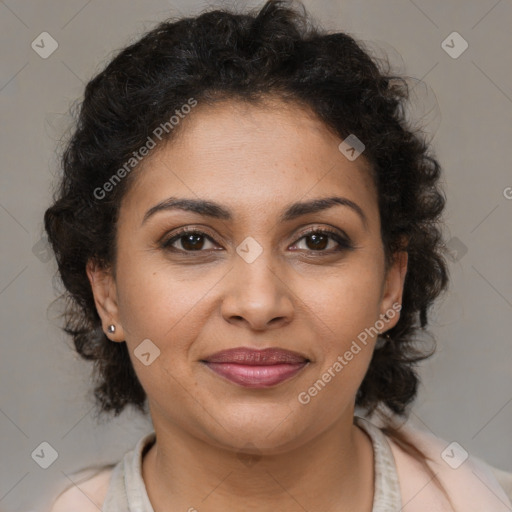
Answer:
xmin=160 ymin=229 xmax=220 ymax=252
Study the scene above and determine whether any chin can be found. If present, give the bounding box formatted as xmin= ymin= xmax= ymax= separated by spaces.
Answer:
xmin=201 ymin=406 xmax=312 ymax=455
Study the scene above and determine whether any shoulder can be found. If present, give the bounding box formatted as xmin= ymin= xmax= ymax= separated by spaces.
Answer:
xmin=49 ymin=467 xmax=114 ymax=512
xmin=386 ymin=420 xmax=512 ymax=511
xmin=489 ymin=464 xmax=512 ymax=499
xmin=49 ymin=431 xmax=156 ymax=511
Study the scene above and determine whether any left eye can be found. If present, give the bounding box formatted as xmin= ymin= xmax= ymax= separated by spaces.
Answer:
xmin=291 ymin=230 xmax=352 ymax=252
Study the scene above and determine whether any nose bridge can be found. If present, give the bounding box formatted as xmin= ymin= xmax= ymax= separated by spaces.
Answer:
xmin=236 ymin=239 xmax=278 ymax=290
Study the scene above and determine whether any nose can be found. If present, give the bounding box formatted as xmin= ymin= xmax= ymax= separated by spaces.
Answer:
xmin=220 ymin=251 xmax=295 ymax=331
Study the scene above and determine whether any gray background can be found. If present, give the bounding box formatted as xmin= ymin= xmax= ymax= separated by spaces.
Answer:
xmin=1 ymin=0 xmax=511 ymax=510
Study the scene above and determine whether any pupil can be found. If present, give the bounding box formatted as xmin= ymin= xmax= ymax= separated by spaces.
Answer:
xmin=308 ymin=233 xmax=327 ymax=250
xmin=183 ymin=234 xmax=204 ymax=250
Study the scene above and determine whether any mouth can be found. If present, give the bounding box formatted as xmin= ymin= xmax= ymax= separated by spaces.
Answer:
xmin=201 ymin=347 xmax=310 ymax=388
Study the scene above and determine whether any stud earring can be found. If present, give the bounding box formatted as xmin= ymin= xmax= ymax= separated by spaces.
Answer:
xmin=107 ymin=324 xmax=116 ymax=334
xmin=375 ymin=331 xmax=391 ymax=349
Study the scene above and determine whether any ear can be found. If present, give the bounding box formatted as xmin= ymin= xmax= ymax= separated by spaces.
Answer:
xmin=86 ymin=259 xmax=125 ymax=342
xmin=379 ymin=250 xmax=408 ymax=330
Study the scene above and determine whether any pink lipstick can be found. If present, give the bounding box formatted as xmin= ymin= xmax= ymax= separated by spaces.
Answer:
xmin=202 ymin=347 xmax=309 ymax=388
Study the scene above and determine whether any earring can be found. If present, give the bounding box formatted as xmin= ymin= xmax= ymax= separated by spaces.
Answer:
xmin=375 ymin=331 xmax=391 ymax=349
xmin=107 ymin=324 xmax=116 ymax=334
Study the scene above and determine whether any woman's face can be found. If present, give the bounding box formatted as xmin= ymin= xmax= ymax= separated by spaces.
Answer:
xmin=88 ymin=99 xmax=406 ymax=453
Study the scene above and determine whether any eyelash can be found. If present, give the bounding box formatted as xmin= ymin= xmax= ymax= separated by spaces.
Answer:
xmin=160 ymin=226 xmax=354 ymax=255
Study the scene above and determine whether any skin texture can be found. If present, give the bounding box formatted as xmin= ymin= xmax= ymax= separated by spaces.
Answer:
xmin=87 ymin=99 xmax=408 ymax=511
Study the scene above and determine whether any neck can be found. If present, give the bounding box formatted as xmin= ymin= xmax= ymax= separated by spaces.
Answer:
xmin=142 ymin=413 xmax=374 ymax=512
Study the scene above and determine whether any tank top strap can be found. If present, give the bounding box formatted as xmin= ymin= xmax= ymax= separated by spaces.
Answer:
xmin=102 ymin=432 xmax=156 ymax=512
xmin=354 ymin=415 xmax=403 ymax=511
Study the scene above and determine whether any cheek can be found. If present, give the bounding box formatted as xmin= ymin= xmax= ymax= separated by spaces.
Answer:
xmin=295 ymin=262 xmax=383 ymax=405
xmin=296 ymin=279 xmax=380 ymax=415
xmin=114 ymin=252 xmax=225 ymax=371
xmin=116 ymin=268 xmax=202 ymax=344
xmin=114 ymin=244 xmax=181 ymax=329
xmin=303 ymin=262 xmax=384 ymax=344
xmin=114 ymin=265 xmax=209 ymax=403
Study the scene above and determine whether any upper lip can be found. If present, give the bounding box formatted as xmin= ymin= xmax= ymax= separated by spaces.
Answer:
xmin=202 ymin=347 xmax=310 ymax=365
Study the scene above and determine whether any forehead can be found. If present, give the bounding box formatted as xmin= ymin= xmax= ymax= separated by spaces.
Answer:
xmin=121 ymin=98 xmax=378 ymax=224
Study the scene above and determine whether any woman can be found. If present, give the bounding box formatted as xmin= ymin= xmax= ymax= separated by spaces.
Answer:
xmin=45 ymin=1 xmax=512 ymax=510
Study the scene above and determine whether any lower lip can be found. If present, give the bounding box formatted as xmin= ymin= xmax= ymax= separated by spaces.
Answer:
xmin=203 ymin=362 xmax=308 ymax=388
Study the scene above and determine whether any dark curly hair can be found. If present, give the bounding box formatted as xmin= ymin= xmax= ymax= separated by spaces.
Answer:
xmin=45 ymin=0 xmax=448 ymax=445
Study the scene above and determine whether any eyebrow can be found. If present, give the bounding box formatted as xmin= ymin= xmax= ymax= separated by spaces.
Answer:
xmin=142 ymin=196 xmax=368 ymax=229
